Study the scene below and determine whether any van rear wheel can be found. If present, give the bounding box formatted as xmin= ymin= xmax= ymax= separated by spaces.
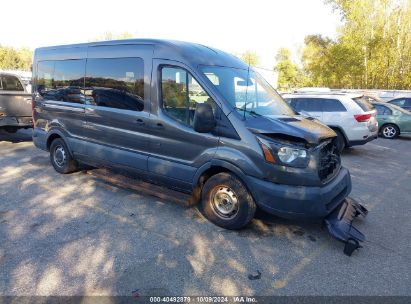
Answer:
xmin=201 ymin=172 xmax=256 ymax=230
xmin=50 ymin=138 xmax=79 ymax=174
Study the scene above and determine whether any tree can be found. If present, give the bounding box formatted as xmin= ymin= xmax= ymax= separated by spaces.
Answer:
xmin=0 ymin=46 xmax=33 ymax=71
xmin=302 ymin=0 xmax=411 ymax=89
xmin=17 ymin=48 xmax=33 ymax=71
xmin=274 ymin=48 xmax=301 ymax=89
xmin=240 ymin=50 xmax=259 ymax=66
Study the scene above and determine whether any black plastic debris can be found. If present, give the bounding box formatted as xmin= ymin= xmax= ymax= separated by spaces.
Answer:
xmin=248 ymin=270 xmax=261 ymax=280
xmin=324 ymin=197 xmax=368 ymax=256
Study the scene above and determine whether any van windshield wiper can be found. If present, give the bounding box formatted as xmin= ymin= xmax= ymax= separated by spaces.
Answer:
xmin=234 ymin=107 xmax=262 ymax=117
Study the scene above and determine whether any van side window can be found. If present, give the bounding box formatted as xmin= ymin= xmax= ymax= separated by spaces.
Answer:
xmin=85 ymin=58 xmax=144 ymax=111
xmin=53 ymin=60 xmax=86 ymax=104
xmin=161 ymin=66 xmax=216 ymax=127
xmin=37 ymin=61 xmax=54 ymax=97
xmin=0 ymin=75 xmax=24 ymax=91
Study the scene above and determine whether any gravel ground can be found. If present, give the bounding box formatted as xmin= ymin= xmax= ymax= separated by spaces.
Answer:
xmin=0 ymin=129 xmax=410 ymax=297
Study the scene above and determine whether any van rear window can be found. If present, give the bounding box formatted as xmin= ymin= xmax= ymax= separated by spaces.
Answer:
xmin=352 ymin=96 xmax=375 ymax=112
xmin=37 ymin=59 xmax=85 ymax=104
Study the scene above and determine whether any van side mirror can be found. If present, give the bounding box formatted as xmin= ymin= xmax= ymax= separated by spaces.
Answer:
xmin=193 ymin=103 xmax=216 ymax=133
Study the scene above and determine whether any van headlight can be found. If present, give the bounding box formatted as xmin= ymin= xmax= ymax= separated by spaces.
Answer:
xmin=277 ymin=146 xmax=308 ymax=167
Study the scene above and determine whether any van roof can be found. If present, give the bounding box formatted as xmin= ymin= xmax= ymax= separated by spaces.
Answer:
xmin=34 ymin=39 xmax=249 ymax=69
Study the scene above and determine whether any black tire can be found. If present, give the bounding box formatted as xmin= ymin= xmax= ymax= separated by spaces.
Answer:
xmin=333 ymin=129 xmax=346 ymax=153
xmin=380 ymin=124 xmax=399 ymax=139
xmin=201 ymin=172 xmax=256 ymax=230
xmin=49 ymin=138 xmax=79 ymax=174
xmin=4 ymin=126 xmax=18 ymax=133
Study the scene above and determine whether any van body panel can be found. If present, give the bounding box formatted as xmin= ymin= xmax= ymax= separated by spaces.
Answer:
xmin=83 ymin=106 xmax=151 ymax=171
xmin=32 ymin=128 xmax=47 ymax=150
xmin=39 ymin=100 xmax=86 ymax=154
xmin=74 ymin=139 xmax=149 ymax=172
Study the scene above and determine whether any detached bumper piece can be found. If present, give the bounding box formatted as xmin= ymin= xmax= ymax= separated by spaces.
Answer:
xmin=324 ymin=197 xmax=368 ymax=256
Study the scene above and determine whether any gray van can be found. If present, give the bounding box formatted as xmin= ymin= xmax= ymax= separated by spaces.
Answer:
xmin=0 ymin=71 xmax=33 ymax=133
xmin=32 ymin=39 xmax=368 ymax=255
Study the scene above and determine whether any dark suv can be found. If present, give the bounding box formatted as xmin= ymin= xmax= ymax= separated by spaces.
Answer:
xmin=32 ymin=39 xmax=367 ymax=254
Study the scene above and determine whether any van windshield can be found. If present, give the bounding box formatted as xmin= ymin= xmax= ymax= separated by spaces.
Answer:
xmin=201 ymin=66 xmax=295 ymax=118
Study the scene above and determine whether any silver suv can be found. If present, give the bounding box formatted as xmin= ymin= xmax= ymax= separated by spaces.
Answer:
xmin=283 ymin=92 xmax=378 ymax=152
xmin=0 ymin=71 xmax=33 ymax=133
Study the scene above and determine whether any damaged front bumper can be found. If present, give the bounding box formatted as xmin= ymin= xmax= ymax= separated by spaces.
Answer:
xmin=324 ymin=197 xmax=368 ymax=256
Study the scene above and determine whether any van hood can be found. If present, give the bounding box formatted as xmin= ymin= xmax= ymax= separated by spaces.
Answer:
xmin=244 ymin=115 xmax=336 ymax=145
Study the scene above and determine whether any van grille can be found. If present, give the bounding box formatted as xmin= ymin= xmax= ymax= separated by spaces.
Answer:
xmin=318 ymin=141 xmax=340 ymax=182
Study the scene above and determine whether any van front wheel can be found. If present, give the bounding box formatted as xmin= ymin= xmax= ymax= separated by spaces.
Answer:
xmin=50 ymin=138 xmax=78 ymax=174
xmin=201 ymin=172 xmax=256 ymax=230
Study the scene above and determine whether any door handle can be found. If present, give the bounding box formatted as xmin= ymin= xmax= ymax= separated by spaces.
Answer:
xmin=154 ymin=123 xmax=164 ymax=129
xmin=135 ymin=119 xmax=145 ymax=126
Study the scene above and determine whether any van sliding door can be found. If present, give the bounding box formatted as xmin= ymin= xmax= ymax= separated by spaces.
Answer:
xmin=83 ymin=45 xmax=154 ymax=172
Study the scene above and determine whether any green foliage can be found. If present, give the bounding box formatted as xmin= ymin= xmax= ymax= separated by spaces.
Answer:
xmin=0 ymin=46 xmax=33 ymax=71
xmin=274 ymin=48 xmax=302 ymax=89
xmin=240 ymin=51 xmax=259 ymax=67
xmin=301 ymin=0 xmax=411 ymax=89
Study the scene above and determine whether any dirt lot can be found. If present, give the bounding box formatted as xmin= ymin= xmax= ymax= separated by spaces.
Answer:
xmin=0 ymin=129 xmax=410 ymax=297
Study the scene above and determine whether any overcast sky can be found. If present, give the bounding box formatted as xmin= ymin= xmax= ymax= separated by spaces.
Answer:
xmin=0 ymin=0 xmax=341 ymax=69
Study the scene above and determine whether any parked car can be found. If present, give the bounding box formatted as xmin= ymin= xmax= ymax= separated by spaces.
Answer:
xmin=282 ymin=93 xmax=378 ymax=152
xmin=0 ymin=71 xmax=33 ymax=133
xmin=373 ymin=102 xmax=411 ymax=138
xmin=379 ymin=90 xmax=411 ymax=102
xmin=32 ymin=39 xmax=367 ymax=254
xmin=387 ymin=97 xmax=411 ymax=112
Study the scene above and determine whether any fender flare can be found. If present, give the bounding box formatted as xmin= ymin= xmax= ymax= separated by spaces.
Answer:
xmin=192 ymin=159 xmax=250 ymax=190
